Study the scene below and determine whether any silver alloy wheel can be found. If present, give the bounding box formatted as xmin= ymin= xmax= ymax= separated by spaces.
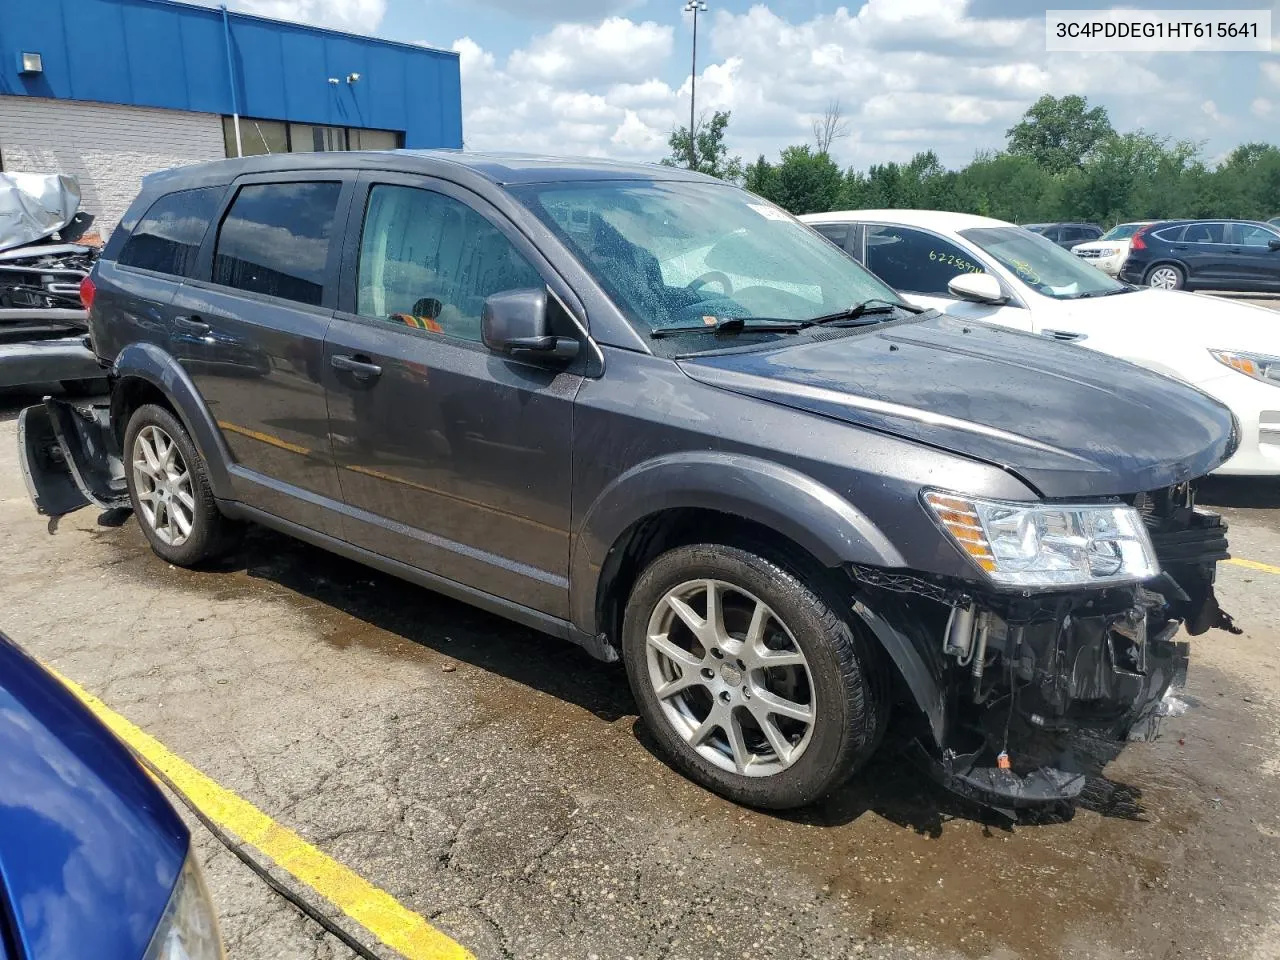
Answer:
xmin=1147 ymin=266 xmax=1181 ymax=289
xmin=132 ymin=424 xmax=195 ymax=547
xmin=645 ymin=578 xmax=816 ymax=777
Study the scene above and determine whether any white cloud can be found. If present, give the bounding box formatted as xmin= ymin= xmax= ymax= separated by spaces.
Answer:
xmin=1252 ymin=98 xmax=1274 ymax=118
xmin=1265 ymin=61 xmax=1280 ymax=86
xmin=231 ymin=0 xmax=386 ymax=32
xmin=470 ymin=0 xmax=641 ymax=19
xmin=452 ymin=0 xmax=1267 ymax=169
xmin=508 ymin=17 xmax=673 ymax=85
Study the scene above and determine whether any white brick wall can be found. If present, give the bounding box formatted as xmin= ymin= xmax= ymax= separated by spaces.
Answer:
xmin=0 ymin=96 xmax=226 ymax=235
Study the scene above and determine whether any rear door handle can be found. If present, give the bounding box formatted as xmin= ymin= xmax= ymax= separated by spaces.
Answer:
xmin=331 ymin=353 xmax=383 ymax=381
xmin=173 ymin=315 xmax=210 ymax=334
xmin=1042 ymin=328 xmax=1086 ymax=342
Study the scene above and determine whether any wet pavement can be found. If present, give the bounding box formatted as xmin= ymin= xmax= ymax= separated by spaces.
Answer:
xmin=1 ymin=390 xmax=1279 ymax=960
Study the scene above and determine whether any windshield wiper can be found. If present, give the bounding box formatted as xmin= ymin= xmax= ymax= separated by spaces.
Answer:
xmin=649 ymin=316 xmax=806 ymax=339
xmin=1067 ymin=288 xmax=1133 ymax=299
xmin=805 ymin=298 xmax=922 ymax=326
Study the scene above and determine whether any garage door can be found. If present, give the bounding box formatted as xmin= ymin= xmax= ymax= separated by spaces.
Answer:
xmin=0 ymin=95 xmax=225 ymax=237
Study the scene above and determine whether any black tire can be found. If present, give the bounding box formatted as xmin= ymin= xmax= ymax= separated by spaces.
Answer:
xmin=621 ymin=543 xmax=887 ymax=810
xmin=123 ymin=403 xmax=231 ymax=566
xmin=1144 ymin=263 xmax=1185 ymax=290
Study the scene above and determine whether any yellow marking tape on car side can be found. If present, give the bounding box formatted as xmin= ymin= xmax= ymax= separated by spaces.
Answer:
xmin=1227 ymin=556 xmax=1280 ymax=576
xmin=51 ymin=669 xmax=473 ymax=960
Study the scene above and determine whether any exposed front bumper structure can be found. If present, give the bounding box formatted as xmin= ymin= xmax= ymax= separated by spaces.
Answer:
xmin=850 ymin=484 xmax=1235 ymax=812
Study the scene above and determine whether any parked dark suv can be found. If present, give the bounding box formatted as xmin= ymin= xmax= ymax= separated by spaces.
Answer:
xmin=1020 ymin=222 xmax=1103 ymax=249
xmin=1119 ymin=219 xmax=1280 ymax=292
xmin=19 ymin=152 xmax=1239 ymax=812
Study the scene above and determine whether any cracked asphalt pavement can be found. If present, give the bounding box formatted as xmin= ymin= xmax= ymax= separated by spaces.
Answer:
xmin=2 ymin=388 xmax=1280 ymax=960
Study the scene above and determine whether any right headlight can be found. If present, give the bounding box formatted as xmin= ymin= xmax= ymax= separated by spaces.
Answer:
xmin=923 ymin=491 xmax=1159 ymax=589
xmin=143 ymin=848 xmax=225 ymax=960
xmin=1210 ymin=349 xmax=1280 ymax=387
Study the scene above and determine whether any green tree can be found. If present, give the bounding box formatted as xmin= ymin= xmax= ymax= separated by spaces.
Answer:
xmin=661 ymin=110 xmax=744 ymax=182
xmin=750 ymin=146 xmax=844 ymax=214
xmin=1006 ymin=94 xmax=1115 ymax=174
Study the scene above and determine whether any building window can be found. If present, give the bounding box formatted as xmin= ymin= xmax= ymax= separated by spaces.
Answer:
xmin=222 ymin=117 xmax=402 ymax=157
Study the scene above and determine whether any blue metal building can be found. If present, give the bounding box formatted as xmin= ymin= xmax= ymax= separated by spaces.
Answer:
xmin=0 ymin=0 xmax=463 ymax=229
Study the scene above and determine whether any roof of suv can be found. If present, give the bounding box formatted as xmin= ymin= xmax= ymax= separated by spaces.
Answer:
xmin=143 ymin=149 xmax=717 ymax=191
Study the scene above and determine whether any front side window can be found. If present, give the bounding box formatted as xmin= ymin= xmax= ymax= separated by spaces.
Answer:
xmin=213 ymin=182 xmax=342 ymax=307
xmin=960 ymin=226 xmax=1129 ymax=300
xmin=864 ymin=225 xmax=986 ymax=296
xmin=117 ymin=187 xmax=223 ymax=276
xmin=512 ymin=180 xmax=900 ymax=349
xmin=1236 ymin=223 xmax=1280 ymax=247
xmin=356 ymin=185 xmax=543 ymax=342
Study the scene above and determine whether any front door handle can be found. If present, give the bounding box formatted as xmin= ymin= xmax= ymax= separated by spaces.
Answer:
xmin=174 ymin=315 xmax=210 ymax=334
xmin=331 ymin=354 xmax=383 ymax=382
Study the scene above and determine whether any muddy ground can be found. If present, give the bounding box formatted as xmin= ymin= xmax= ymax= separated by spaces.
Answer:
xmin=1 ymin=391 xmax=1278 ymax=960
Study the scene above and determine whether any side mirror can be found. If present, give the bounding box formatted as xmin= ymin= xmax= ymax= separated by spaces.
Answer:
xmin=481 ymin=288 xmax=579 ymax=362
xmin=1268 ymin=239 xmax=1280 ymax=251
xmin=947 ymin=272 xmax=1007 ymax=305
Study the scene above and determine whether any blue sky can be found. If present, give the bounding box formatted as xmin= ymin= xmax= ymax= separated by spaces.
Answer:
xmin=229 ymin=0 xmax=1280 ymax=169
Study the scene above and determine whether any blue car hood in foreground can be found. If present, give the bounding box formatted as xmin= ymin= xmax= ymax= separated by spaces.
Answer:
xmin=678 ymin=314 xmax=1237 ymax=498
xmin=0 ymin=634 xmax=187 ymax=960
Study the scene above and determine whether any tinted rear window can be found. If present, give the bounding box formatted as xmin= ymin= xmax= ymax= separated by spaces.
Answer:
xmin=212 ymin=182 xmax=342 ymax=307
xmin=116 ymin=187 xmax=223 ymax=276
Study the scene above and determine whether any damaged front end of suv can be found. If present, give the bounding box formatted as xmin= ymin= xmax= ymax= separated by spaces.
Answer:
xmin=849 ymin=483 xmax=1236 ymax=812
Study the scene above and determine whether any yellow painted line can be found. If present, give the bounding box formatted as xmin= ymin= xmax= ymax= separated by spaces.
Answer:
xmin=51 ymin=669 xmax=473 ymax=960
xmin=1227 ymin=557 xmax=1280 ymax=576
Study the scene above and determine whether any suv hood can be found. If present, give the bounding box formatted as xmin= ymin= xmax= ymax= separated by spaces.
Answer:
xmin=677 ymin=314 xmax=1237 ymax=497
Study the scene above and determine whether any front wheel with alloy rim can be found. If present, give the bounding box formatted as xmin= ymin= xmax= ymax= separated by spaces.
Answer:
xmin=622 ymin=543 xmax=887 ymax=809
xmin=123 ymin=404 xmax=231 ymax=566
xmin=1145 ymin=264 xmax=1185 ymax=290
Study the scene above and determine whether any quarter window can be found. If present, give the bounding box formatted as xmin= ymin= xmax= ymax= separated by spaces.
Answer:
xmin=813 ymin=223 xmax=850 ymax=249
xmin=117 ymin=187 xmax=223 ymax=277
xmin=356 ymin=185 xmax=544 ymax=342
xmin=212 ymin=182 xmax=342 ymax=307
xmin=864 ymin=225 xmax=985 ymax=296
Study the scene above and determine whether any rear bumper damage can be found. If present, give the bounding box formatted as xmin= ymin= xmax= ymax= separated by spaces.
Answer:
xmin=850 ymin=484 xmax=1236 ymax=812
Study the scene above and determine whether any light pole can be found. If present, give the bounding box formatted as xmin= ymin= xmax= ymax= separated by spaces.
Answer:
xmin=684 ymin=0 xmax=707 ymax=170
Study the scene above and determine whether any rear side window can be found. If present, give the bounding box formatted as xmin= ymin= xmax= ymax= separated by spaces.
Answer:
xmin=1182 ymin=222 xmax=1225 ymax=243
xmin=212 ymin=182 xmax=342 ymax=307
xmin=116 ymin=187 xmax=223 ymax=277
xmin=865 ymin=225 xmax=985 ymax=296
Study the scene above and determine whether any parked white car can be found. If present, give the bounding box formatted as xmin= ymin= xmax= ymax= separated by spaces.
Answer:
xmin=801 ymin=209 xmax=1280 ymax=475
xmin=1069 ymin=221 xmax=1156 ymax=277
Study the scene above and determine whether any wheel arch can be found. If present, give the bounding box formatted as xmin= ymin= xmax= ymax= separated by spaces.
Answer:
xmin=109 ymin=343 xmax=235 ymax=499
xmin=571 ymin=452 xmax=905 ymax=642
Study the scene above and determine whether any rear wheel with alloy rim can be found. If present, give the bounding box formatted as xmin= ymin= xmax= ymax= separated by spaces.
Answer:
xmin=1145 ymin=264 xmax=1185 ymax=290
xmin=123 ymin=404 xmax=231 ymax=566
xmin=622 ymin=543 xmax=887 ymax=809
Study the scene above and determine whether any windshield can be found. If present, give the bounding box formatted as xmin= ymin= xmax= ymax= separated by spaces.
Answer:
xmin=511 ymin=180 xmax=902 ymax=345
xmin=1100 ymin=223 xmax=1145 ymax=241
xmin=959 ymin=226 xmax=1128 ymax=299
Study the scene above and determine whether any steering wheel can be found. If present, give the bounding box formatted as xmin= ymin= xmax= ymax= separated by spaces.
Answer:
xmin=688 ymin=271 xmax=734 ymax=296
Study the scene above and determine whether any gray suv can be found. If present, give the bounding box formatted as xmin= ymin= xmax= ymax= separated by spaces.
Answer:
xmin=19 ymin=152 xmax=1238 ymax=812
